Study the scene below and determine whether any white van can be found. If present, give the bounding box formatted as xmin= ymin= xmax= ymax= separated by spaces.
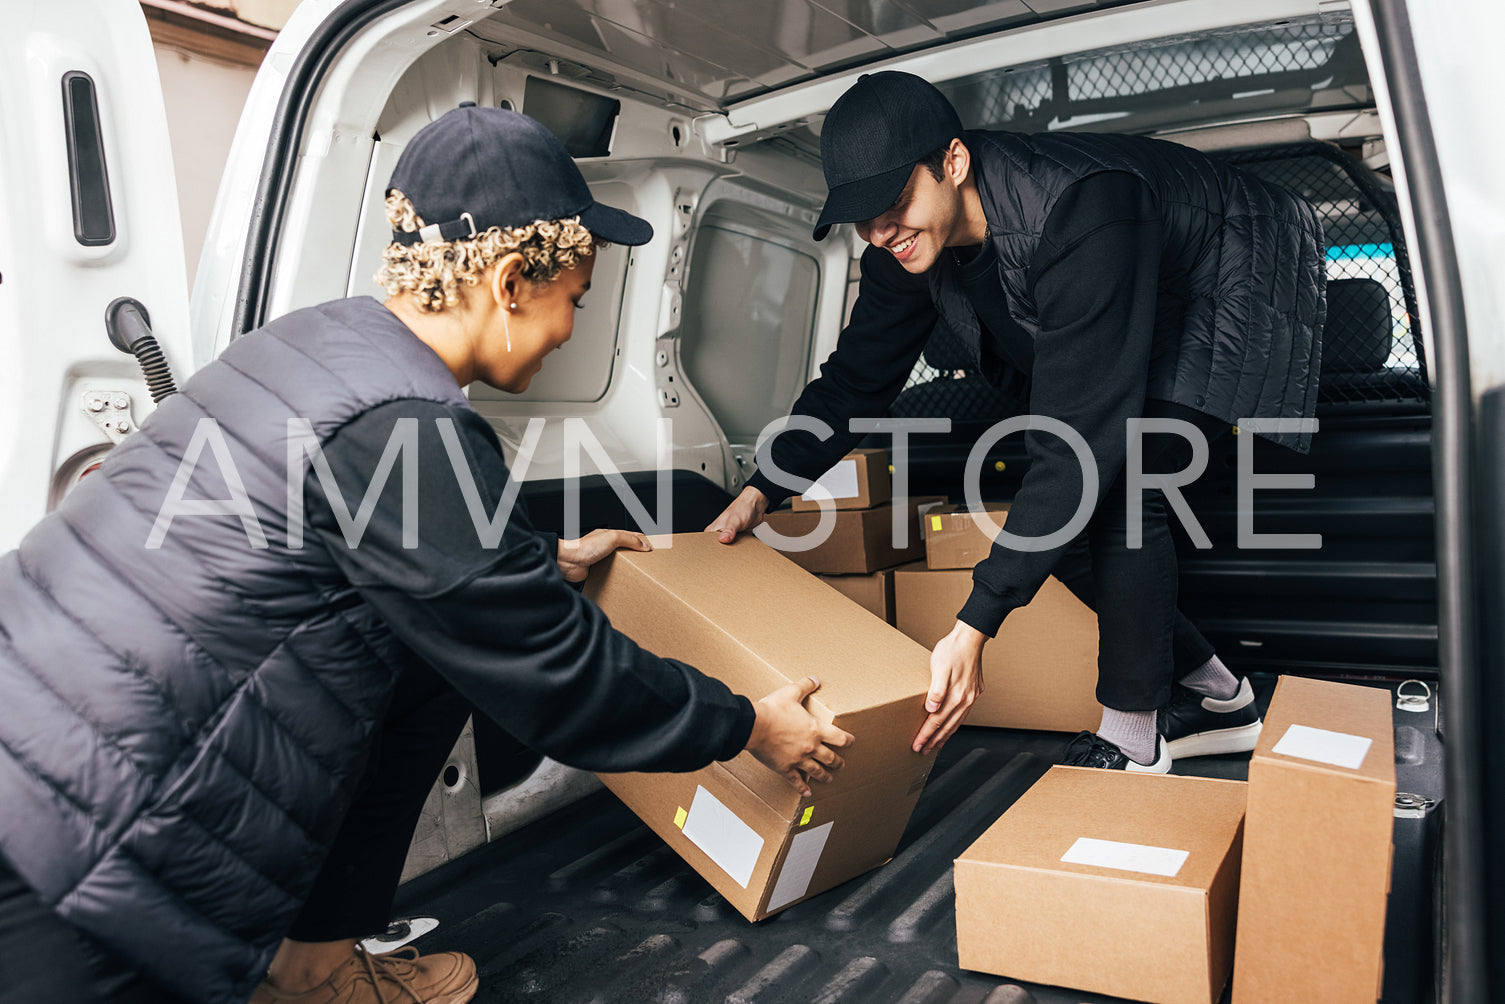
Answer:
xmin=3 ymin=0 xmax=1500 ymax=999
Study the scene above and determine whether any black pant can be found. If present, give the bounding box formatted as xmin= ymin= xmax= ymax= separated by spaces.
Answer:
xmin=0 ymin=661 xmax=471 ymax=1002
xmin=287 ymin=661 xmax=471 ymax=942
xmin=1049 ymin=402 xmax=1230 ymax=712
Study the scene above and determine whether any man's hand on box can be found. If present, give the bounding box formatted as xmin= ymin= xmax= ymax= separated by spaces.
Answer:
xmin=747 ymin=676 xmax=855 ymax=797
xmin=913 ymin=621 xmax=988 ymax=754
xmin=705 ymin=486 xmax=769 ymax=544
xmin=556 ymin=529 xmax=651 ymax=583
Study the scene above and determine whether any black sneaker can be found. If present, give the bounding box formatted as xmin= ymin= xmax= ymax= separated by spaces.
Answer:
xmin=1159 ymin=676 xmax=1263 ymax=758
xmin=1062 ymin=731 xmax=1171 ymax=773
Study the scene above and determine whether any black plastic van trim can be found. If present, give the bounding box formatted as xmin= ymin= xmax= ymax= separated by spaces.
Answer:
xmin=1366 ymin=0 xmax=1490 ymax=999
xmin=231 ymin=0 xmax=409 ymax=336
xmin=61 ymin=71 xmax=116 ymax=247
xmin=1475 ymin=387 xmax=1505 ymax=996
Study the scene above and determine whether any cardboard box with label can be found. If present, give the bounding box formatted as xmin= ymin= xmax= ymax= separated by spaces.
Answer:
xmin=584 ymin=532 xmax=936 ymax=921
xmin=760 ymin=495 xmax=945 ymax=575
xmin=790 ymin=447 xmax=891 ymax=511
xmin=956 ymin=767 xmax=1246 ymax=1004
xmin=816 ymin=567 xmax=904 ymax=624
xmin=923 ymin=502 xmax=1012 ymax=570
xmin=894 ymin=566 xmax=1102 ymax=732
xmin=1233 ymin=676 xmax=1396 ymax=1003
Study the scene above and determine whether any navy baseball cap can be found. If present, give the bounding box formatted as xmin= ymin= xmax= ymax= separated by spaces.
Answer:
xmin=386 ymin=103 xmax=652 ymax=247
xmin=812 ymin=72 xmax=964 ymax=241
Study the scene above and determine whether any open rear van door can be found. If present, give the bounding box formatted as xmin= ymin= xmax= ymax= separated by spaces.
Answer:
xmin=1353 ymin=1 xmax=1505 ymax=999
xmin=0 ymin=0 xmax=193 ymax=550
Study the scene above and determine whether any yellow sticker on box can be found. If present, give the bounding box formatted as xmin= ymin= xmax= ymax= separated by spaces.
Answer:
xmin=674 ymin=806 xmax=687 ymax=829
xmin=800 ymin=806 xmax=814 ymax=826
xmin=930 ymin=515 xmax=943 ymax=532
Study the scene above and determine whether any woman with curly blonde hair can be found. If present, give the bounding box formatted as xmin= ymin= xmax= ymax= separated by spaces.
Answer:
xmin=372 ymin=190 xmax=604 ymax=395
xmin=0 ymin=105 xmax=850 ymax=1004
xmin=378 ymin=191 xmax=601 ymax=313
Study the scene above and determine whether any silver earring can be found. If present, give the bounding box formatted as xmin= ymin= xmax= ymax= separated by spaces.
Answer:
xmin=502 ymin=310 xmax=513 ymax=353
xmin=509 ymin=302 xmax=517 ymax=310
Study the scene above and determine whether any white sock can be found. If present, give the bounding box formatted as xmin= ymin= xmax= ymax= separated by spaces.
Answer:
xmin=1097 ymin=707 xmax=1159 ymax=765
xmin=1179 ymin=654 xmax=1240 ymax=701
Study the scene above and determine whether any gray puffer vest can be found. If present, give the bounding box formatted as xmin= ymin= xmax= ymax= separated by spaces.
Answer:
xmin=929 ymin=130 xmax=1326 ymax=451
xmin=0 ymin=297 xmax=466 ymax=1002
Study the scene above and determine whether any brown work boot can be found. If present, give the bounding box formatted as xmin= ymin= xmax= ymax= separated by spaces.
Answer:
xmin=249 ymin=946 xmax=478 ymax=1004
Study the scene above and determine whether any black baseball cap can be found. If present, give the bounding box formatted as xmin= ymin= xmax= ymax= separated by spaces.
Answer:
xmin=386 ymin=103 xmax=652 ymax=247
xmin=812 ymin=71 xmax=964 ymax=241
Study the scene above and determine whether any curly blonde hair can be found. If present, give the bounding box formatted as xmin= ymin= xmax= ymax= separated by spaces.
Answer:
xmin=376 ymin=189 xmax=603 ymax=312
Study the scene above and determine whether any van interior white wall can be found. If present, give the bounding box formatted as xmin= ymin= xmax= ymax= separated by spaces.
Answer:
xmin=467 ymin=162 xmax=737 ymax=490
xmin=267 ymin=14 xmax=842 ymax=492
xmin=249 ymin=1 xmax=1405 ymax=497
xmin=676 ymin=191 xmax=826 ymax=456
xmin=152 ymin=43 xmax=257 ymax=289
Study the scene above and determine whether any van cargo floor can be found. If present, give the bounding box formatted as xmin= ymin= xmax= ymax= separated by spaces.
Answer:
xmin=393 ymin=678 xmax=1439 ymax=1003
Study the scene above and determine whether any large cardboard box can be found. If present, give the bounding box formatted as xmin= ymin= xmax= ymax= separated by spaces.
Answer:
xmin=924 ymin=502 xmax=1012 ymax=569
xmin=893 ymin=566 xmax=1101 ymax=732
xmin=956 ymin=767 xmax=1246 ymax=1004
xmin=1233 ymin=676 xmax=1396 ymax=1003
xmin=816 ymin=566 xmax=903 ymax=624
xmin=791 ymin=447 xmax=891 ymax=511
xmin=584 ymin=533 xmax=936 ymax=921
xmin=760 ymin=495 xmax=945 ymax=575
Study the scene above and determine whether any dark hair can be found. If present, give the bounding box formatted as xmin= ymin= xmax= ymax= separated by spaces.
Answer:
xmin=917 ymin=144 xmax=952 ymax=181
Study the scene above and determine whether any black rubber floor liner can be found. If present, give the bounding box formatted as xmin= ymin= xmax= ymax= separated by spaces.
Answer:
xmin=394 ymin=677 xmax=1442 ymax=1003
xmin=395 ymin=725 xmax=1260 ymax=1004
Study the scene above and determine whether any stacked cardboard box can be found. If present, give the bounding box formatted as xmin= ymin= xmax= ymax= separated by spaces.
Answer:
xmin=1233 ymin=676 xmax=1396 ymax=1002
xmin=760 ymin=449 xmax=944 ymax=603
xmin=953 ymin=677 xmax=1398 ymax=1002
xmin=815 ymin=564 xmax=907 ymax=624
xmin=894 ymin=568 xmax=1101 ymax=732
xmin=584 ymin=532 xmax=936 ymax=921
xmin=922 ymin=502 xmax=1012 ymax=569
xmin=789 ymin=446 xmax=890 ymax=512
xmin=892 ymin=503 xmax=1102 ymax=732
xmin=956 ymin=767 xmax=1246 ymax=1004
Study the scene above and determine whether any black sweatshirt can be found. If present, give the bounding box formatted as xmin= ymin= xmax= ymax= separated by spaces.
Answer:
xmin=305 ymin=399 xmax=755 ymax=772
xmin=747 ymin=171 xmax=1162 ymax=636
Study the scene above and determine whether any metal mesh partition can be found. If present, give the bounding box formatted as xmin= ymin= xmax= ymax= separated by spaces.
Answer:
xmin=1224 ymin=143 xmax=1426 ymax=405
xmin=936 ymin=18 xmax=1367 ymax=136
xmin=889 ymin=16 xmax=1427 ymax=418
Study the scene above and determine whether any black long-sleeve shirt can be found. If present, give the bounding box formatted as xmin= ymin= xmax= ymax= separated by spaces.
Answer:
xmin=305 ymin=399 xmax=755 ymax=772
xmin=748 ymin=171 xmax=1162 ymax=636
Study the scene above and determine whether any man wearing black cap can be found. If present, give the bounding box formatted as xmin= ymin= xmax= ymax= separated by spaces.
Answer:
xmin=0 ymin=105 xmax=852 ymax=1004
xmin=710 ymin=71 xmax=1324 ymax=773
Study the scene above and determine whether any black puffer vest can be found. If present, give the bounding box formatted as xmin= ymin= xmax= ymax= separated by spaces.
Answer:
xmin=0 ymin=297 xmax=467 ymax=1002
xmin=929 ymin=130 xmax=1326 ymax=451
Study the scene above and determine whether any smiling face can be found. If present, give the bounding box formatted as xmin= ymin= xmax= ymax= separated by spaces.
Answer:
xmin=853 ymin=140 xmax=977 ymax=273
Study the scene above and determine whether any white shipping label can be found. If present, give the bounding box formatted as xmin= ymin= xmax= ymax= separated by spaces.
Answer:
xmin=767 ymin=821 xmax=834 ymax=911
xmin=1272 ymin=723 xmax=1373 ymax=770
xmin=802 ymin=459 xmax=860 ymax=501
xmin=1061 ymin=837 xmax=1189 ymax=878
xmin=681 ymin=786 xmax=765 ymax=888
